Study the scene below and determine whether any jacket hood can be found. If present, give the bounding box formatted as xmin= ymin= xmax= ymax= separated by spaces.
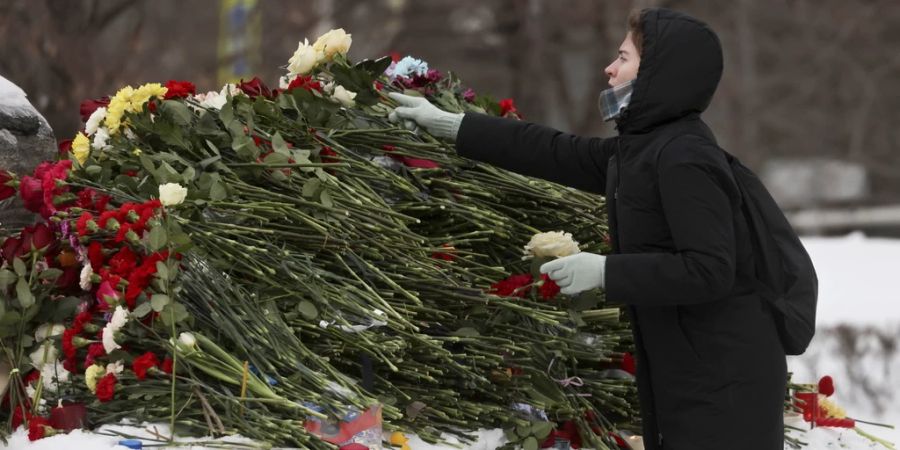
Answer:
xmin=616 ymin=8 xmax=723 ymax=134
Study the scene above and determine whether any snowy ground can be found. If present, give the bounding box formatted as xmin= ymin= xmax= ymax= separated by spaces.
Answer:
xmin=4 ymin=233 xmax=898 ymax=449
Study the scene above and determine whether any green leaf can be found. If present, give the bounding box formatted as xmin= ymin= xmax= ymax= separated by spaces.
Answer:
xmin=503 ymin=428 xmax=519 ymax=443
xmin=132 ymin=302 xmax=153 ymax=318
xmin=155 ymin=261 xmax=169 ymax=281
xmin=38 ymin=268 xmax=64 ymax=281
xmin=319 ymin=189 xmax=333 ymax=208
xmin=571 ymin=291 xmax=601 ymax=311
xmin=160 ymin=302 xmax=189 ymax=327
xmin=12 ymin=258 xmax=26 ymax=277
xmin=516 ymin=422 xmax=531 ymax=438
xmin=302 ymin=179 xmax=321 ymax=198
xmin=271 ymin=132 xmax=290 ymax=155
xmin=532 ymin=422 xmax=553 ymax=440
xmin=51 ymin=296 xmax=81 ymax=322
xmin=85 ymin=165 xmax=103 ymax=176
xmin=451 ymin=327 xmax=480 ymax=337
xmin=0 ymin=311 xmax=21 ymax=326
xmin=148 ymin=226 xmax=168 ymax=251
xmin=150 ymin=294 xmax=171 ymax=312
xmin=232 ymin=135 xmax=258 ymax=161
xmin=523 ymin=436 xmax=539 ymax=450
xmin=161 ymin=100 xmax=193 ymax=126
xmin=209 ymin=180 xmax=227 ymax=201
xmin=297 ymin=300 xmax=318 ymax=320
xmin=181 ymin=166 xmax=196 ymax=184
xmin=0 ymin=269 xmax=17 ymax=288
xmin=16 ymin=278 xmax=34 ymax=309
xmin=0 ymin=300 xmax=5 ymax=323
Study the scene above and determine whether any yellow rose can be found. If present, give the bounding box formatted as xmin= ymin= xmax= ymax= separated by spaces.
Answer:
xmin=312 ymin=28 xmax=352 ymax=60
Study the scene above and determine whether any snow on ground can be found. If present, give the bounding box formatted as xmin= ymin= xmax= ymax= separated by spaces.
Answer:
xmin=4 ymin=233 xmax=898 ymax=449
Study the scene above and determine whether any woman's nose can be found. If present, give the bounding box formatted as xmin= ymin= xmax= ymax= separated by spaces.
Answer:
xmin=604 ymin=63 xmax=615 ymax=78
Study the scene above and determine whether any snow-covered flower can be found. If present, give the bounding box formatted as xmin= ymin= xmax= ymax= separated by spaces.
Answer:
xmin=194 ymin=91 xmax=226 ymax=110
xmin=85 ymin=364 xmax=106 ymax=393
xmin=312 ymin=28 xmax=352 ymax=60
xmin=29 ymin=342 xmax=58 ymax=369
xmin=524 ymin=231 xmax=581 ymax=258
xmin=331 ymin=85 xmax=357 ymax=108
xmin=159 ymin=182 xmax=188 ymax=206
xmin=34 ymin=323 xmax=65 ymax=343
xmin=288 ymin=39 xmax=322 ymax=76
xmin=72 ymin=132 xmax=90 ymax=165
xmin=80 ymin=262 xmax=93 ymax=291
xmin=390 ymin=56 xmax=429 ymax=80
xmin=85 ymin=107 xmax=107 ymax=136
xmin=91 ymin=127 xmax=111 ymax=150
xmin=40 ymin=361 xmax=70 ymax=392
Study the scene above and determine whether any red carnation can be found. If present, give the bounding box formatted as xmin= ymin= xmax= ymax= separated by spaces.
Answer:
xmin=62 ymin=328 xmax=79 ymax=358
xmin=286 ymin=75 xmax=323 ymax=93
xmin=161 ymin=357 xmax=174 ymax=374
xmin=238 ymin=77 xmax=273 ymax=99
xmin=76 ymin=212 xmax=95 ymax=236
xmin=132 ymin=352 xmax=159 ymax=380
xmin=12 ymin=404 xmax=31 ymax=429
xmin=163 ymin=80 xmax=196 ymax=99
xmin=818 ymin=375 xmax=835 ymax=397
xmin=490 ymin=273 xmax=533 ymax=298
xmin=80 ymin=97 xmax=110 ymax=122
xmin=28 ymin=415 xmax=53 ymax=441
xmin=88 ymin=241 xmax=105 ymax=270
xmin=95 ymin=373 xmax=117 ymax=402
xmin=539 ymin=274 xmax=561 ymax=299
xmin=108 ymin=246 xmax=137 ymax=275
xmin=85 ymin=343 xmax=106 ymax=367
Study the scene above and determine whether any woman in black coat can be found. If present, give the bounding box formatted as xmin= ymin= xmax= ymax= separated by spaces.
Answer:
xmin=390 ymin=7 xmax=787 ymax=450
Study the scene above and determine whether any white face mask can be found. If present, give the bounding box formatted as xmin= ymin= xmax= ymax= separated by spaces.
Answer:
xmin=598 ymin=79 xmax=635 ymax=121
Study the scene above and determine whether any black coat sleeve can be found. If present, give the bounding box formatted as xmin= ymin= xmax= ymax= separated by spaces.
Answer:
xmin=604 ymin=136 xmax=740 ymax=305
xmin=455 ymin=112 xmax=615 ymax=194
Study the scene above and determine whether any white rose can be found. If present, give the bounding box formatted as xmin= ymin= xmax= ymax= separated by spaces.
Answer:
xmin=195 ymin=91 xmax=227 ymax=110
xmin=80 ymin=263 xmax=93 ymax=291
xmin=85 ymin=107 xmax=107 ymax=136
xmin=30 ymin=342 xmax=58 ymax=369
xmin=288 ymin=39 xmax=322 ymax=76
xmin=159 ymin=182 xmax=188 ymax=206
xmin=110 ymin=306 xmax=129 ymax=330
xmin=312 ymin=28 xmax=352 ymax=60
xmin=178 ymin=332 xmax=197 ymax=349
xmin=524 ymin=231 xmax=581 ymax=258
xmin=102 ymin=325 xmax=121 ymax=354
xmin=331 ymin=85 xmax=357 ymax=108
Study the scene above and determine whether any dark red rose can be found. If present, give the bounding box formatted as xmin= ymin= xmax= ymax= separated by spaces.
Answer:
xmin=132 ymin=352 xmax=159 ymax=380
xmin=95 ymin=373 xmax=117 ymax=402
xmin=818 ymin=375 xmax=835 ymax=397
xmin=57 ymin=139 xmax=73 ymax=156
xmin=286 ymin=75 xmax=323 ymax=93
xmin=0 ymin=170 xmax=15 ymax=201
xmin=19 ymin=176 xmax=44 ymax=213
xmin=163 ymin=80 xmax=196 ymax=99
xmin=2 ymin=236 xmax=21 ymax=262
xmin=620 ymin=352 xmax=636 ymax=375
xmin=499 ymin=98 xmax=518 ymax=117
xmin=80 ymin=97 xmax=110 ymax=122
xmin=238 ymin=77 xmax=273 ymax=99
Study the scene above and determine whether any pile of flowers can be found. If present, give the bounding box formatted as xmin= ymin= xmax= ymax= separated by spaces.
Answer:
xmin=0 ymin=27 xmax=635 ymax=449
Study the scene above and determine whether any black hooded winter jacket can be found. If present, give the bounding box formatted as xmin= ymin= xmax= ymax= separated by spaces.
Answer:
xmin=454 ymin=8 xmax=787 ymax=450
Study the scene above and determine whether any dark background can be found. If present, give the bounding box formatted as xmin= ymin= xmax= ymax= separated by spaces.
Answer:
xmin=2 ymin=0 xmax=898 ymax=232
